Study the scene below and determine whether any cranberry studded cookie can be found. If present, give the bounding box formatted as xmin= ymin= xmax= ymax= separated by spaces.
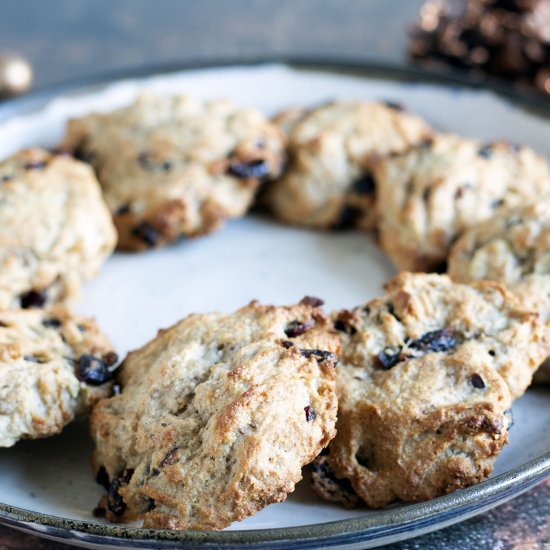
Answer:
xmin=373 ymin=134 xmax=550 ymax=272
xmin=89 ymin=297 xmax=339 ymax=530
xmin=266 ymin=100 xmax=432 ymax=230
xmin=0 ymin=149 xmax=116 ymax=309
xmin=448 ymin=199 xmax=550 ymax=383
xmin=311 ymin=273 xmax=546 ymax=508
xmin=0 ymin=307 xmax=117 ymax=448
xmin=60 ymin=93 xmax=286 ymax=251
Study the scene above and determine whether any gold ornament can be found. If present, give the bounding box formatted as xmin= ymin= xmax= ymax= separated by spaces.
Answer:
xmin=0 ymin=54 xmax=33 ymax=98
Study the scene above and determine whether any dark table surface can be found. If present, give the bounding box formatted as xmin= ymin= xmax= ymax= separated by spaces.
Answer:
xmin=0 ymin=1 xmax=548 ymax=549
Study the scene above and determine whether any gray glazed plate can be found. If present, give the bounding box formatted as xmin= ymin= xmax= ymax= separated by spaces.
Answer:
xmin=0 ymin=60 xmax=549 ymax=549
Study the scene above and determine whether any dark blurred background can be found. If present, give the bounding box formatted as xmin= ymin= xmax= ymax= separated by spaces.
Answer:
xmin=0 ymin=0 xmax=424 ymax=87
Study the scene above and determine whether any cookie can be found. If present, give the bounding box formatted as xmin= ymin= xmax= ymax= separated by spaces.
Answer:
xmin=373 ymin=134 xmax=550 ymax=272
xmin=312 ymin=273 xmax=546 ymax=508
xmin=448 ymin=199 xmax=550 ymax=383
xmin=0 ymin=148 xmax=116 ymax=309
xmin=89 ymin=297 xmax=339 ymax=530
xmin=60 ymin=93 xmax=286 ymax=251
xmin=266 ymin=100 xmax=432 ymax=230
xmin=0 ymin=306 xmax=117 ymax=448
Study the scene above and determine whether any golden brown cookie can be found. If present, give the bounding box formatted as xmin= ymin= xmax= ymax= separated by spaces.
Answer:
xmin=312 ymin=273 xmax=546 ymax=508
xmin=60 ymin=93 xmax=286 ymax=251
xmin=0 ymin=306 xmax=117 ymax=447
xmin=89 ymin=297 xmax=339 ymax=529
xmin=0 ymin=148 xmax=116 ymax=309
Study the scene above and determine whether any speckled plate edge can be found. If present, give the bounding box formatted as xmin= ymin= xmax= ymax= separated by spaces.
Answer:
xmin=0 ymin=58 xmax=549 ymax=549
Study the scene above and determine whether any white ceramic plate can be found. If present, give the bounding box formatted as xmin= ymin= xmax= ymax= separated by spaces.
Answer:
xmin=0 ymin=62 xmax=549 ymax=549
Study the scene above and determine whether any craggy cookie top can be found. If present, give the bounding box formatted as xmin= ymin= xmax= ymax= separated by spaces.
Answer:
xmin=60 ymin=93 xmax=286 ymax=250
xmin=448 ymin=199 xmax=550 ymax=322
xmin=267 ymin=100 xmax=432 ymax=230
xmin=312 ymin=273 xmax=546 ymax=508
xmin=0 ymin=148 xmax=116 ymax=309
xmin=90 ymin=297 xmax=339 ymax=530
xmin=0 ymin=306 xmax=117 ymax=448
xmin=373 ymin=134 xmax=550 ymax=272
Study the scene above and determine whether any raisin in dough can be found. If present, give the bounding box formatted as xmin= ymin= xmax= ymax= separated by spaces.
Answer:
xmin=89 ymin=298 xmax=339 ymax=530
xmin=267 ymin=100 xmax=432 ymax=230
xmin=0 ymin=148 xmax=116 ymax=309
xmin=312 ymin=273 xmax=546 ymax=508
xmin=373 ymin=134 xmax=550 ymax=272
xmin=448 ymin=199 xmax=550 ymax=383
xmin=60 ymin=93 xmax=286 ymax=251
xmin=0 ymin=307 xmax=117 ymax=447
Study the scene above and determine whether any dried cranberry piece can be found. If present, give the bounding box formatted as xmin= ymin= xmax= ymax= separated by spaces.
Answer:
xmin=102 ymin=351 xmax=119 ymax=367
xmin=107 ymin=469 xmax=134 ymax=516
xmin=20 ymin=290 xmax=47 ymax=309
xmin=408 ymin=328 xmax=458 ymax=354
xmin=332 ymin=206 xmax=362 ymax=230
xmin=376 ymin=348 xmax=402 ymax=370
xmin=132 ymin=222 xmax=160 ymax=247
xmin=300 ymin=296 xmax=324 ymax=307
xmin=383 ymin=100 xmax=405 ymax=111
xmin=116 ymin=203 xmax=131 ymax=215
xmin=95 ymin=466 xmax=111 ymax=490
xmin=304 ymin=406 xmax=316 ymax=422
xmin=228 ymin=158 xmax=271 ymax=180
xmin=76 ymin=354 xmax=114 ymax=386
xmin=146 ymin=498 xmax=156 ymax=511
xmin=281 ymin=340 xmax=294 ymax=349
xmin=285 ymin=319 xmax=314 ymax=338
xmin=300 ymin=349 xmax=337 ymax=364
xmin=42 ymin=318 xmax=61 ymax=329
xmin=160 ymin=446 xmax=181 ymax=467
xmin=471 ymin=373 xmax=486 ymax=389
xmin=352 ymin=173 xmax=375 ymax=195
xmin=23 ymin=161 xmax=47 ymax=171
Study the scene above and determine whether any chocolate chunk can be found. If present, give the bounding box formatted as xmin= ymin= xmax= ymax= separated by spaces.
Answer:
xmin=228 ymin=158 xmax=271 ymax=180
xmin=471 ymin=373 xmax=486 ymax=389
xmin=20 ymin=290 xmax=47 ymax=309
xmin=132 ymin=222 xmax=160 ymax=247
xmin=146 ymin=497 xmax=156 ymax=511
xmin=285 ymin=319 xmax=314 ymax=338
xmin=300 ymin=296 xmax=324 ymax=307
xmin=304 ymin=406 xmax=316 ymax=422
xmin=76 ymin=354 xmax=114 ymax=386
xmin=334 ymin=319 xmax=357 ymax=335
xmin=281 ymin=340 xmax=294 ymax=349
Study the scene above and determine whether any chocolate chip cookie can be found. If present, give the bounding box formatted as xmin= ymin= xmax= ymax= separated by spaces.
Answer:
xmin=60 ymin=93 xmax=286 ymax=251
xmin=89 ymin=297 xmax=339 ymax=529
xmin=0 ymin=307 xmax=117 ymax=448
xmin=0 ymin=148 xmax=116 ymax=309
xmin=312 ymin=273 xmax=546 ymax=508
xmin=267 ymin=100 xmax=432 ymax=230
xmin=448 ymin=199 xmax=550 ymax=383
xmin=373 ymin=134 xmax=550 ymax=272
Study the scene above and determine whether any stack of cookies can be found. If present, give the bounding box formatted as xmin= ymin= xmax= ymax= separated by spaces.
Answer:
xmin=0 ymin=89 xmax=549 ymax=531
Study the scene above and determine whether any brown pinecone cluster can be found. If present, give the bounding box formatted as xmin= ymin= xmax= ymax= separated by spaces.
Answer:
xmin=409 ymin=0 xmax=550 ymax=95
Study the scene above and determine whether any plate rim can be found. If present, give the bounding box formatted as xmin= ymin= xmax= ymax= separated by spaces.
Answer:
xmin=0 ymin=57 xmax=549 ymax=548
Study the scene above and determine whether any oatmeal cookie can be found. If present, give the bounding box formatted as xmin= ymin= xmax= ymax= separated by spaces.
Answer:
xmin=267 ymin=100 xmax=432 ymax=230
xmin=0 ymin=306 xmax=116 ymax=448
xmin=312 ymin=273 xmax=546 ymax=508
xmin=373 ymin=134 xmax=550 ymax=272
xmin=0 ymin=148 xmax=116 ymax=309
xmin=89 ymin=297 xmax=339 ymax=530
xmin=448 ymin=199 xmax=550 ymax=383
xmin=60 ymin=93 xmax=286 ymax=251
